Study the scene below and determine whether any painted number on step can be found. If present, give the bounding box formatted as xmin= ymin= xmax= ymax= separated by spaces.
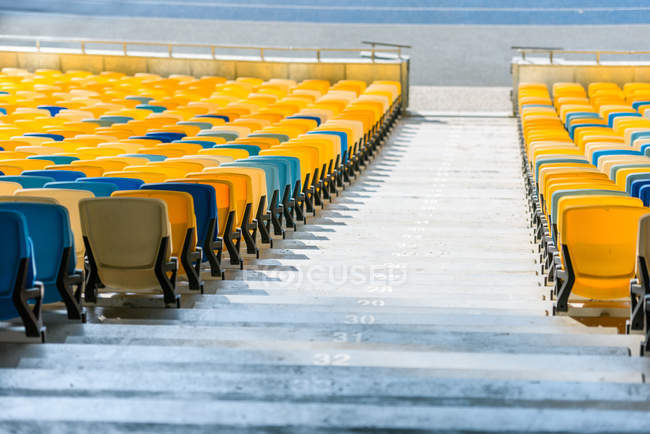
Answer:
xmin=332 ymin=332 xmax=364 ymax=343
xmin=357 ymin=299 xmax=385 ymax=306
xmin=344 ymin=314 xmax=376 ymax=324
xmin=312 ymin=353 xmax=351 ymax=366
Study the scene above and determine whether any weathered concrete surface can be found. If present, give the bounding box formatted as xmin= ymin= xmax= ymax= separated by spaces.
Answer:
xmin=1 ymin=111 xmax=648 ymax=432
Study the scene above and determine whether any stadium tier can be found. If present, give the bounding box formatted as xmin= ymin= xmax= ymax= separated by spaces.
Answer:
xmin=0 ymin=68 xmax=401 ymax=340
xmin=519 ymin=80 xmax=650 ymax=354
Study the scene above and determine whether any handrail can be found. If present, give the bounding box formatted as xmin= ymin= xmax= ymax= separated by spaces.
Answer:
xmin=512 ymin=46 xmax=650 ymax=64
xmin=0 ymin=35 xmax=408 ymax=63
xmin=362 ymin=40 xmax=411 ymax=61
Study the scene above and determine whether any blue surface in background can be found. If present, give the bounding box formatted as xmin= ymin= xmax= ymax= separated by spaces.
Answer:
xmin=4 ymin=0 xmax=650 ymax=25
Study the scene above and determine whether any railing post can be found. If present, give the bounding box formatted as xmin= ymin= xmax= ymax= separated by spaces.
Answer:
xmin=522 ymin=50 xmax=526 ymax=61
xmin=549 ymin=50 xmax=553 ymax=64
xmin=260 ymin=47 xmax=265 ymax=61
xmin=316 ymin=49 xmax=321 ymax=62
xmin=596 ymin=52 xmax=601 ymax=64
xmin=211 ymin=46 xmax=215 ymax=60
xmin=123 ymin=42 xmax=127 ymax=56
xmin=35 ymin=39 xmax=40 ymax=53
xmin=81 ymin=41 xmax=86 ymax=55
xmin=371 ymin=43 xmax=376 ymax=63
xmin=168 ymin=44 xmax=172 ymax=58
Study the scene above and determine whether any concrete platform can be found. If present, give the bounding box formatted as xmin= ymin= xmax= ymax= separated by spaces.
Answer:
xmin=1 ymin=110 xmax=648 ymax=432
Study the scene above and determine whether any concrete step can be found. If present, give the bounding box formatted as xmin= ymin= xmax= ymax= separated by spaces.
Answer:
xmin=2 ymin=395 xmax=650 ymax=432
xmin=54 ymin=323 xmax=634 ymax=356
xmin=2 ymin=342 xmax=646 ymax=383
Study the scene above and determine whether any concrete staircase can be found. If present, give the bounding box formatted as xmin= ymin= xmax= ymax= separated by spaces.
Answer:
xmin=2 ymin=112 xmax=650 ymax=432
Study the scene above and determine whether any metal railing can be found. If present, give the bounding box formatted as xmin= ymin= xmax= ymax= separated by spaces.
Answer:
xmin=0 ymin=35 xmax=409 ymax=63
xmin=512 ymin=46 xmax=650 ymax=65
xmin=362 ymin=41 xmax=411 ymax=61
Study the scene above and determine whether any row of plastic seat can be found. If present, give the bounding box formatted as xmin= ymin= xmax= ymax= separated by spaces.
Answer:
xmin=0 ymin=69 xmax=402 ymax=339
xmin=518 ymin=80 xmax=650 ymax=354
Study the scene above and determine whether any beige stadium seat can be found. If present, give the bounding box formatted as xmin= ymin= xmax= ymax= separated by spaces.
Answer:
xmin=79 ymin=197 xmax=180 ymax=307
xmin=0 ymin=180 xmax=22 ymax=195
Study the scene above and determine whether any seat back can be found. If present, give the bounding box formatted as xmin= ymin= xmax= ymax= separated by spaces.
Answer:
xmin=249 ymin=155 xmax=298 ymax=189
xmin=636 ymin=214 xmax=650 ymax=292
xmin=561 ymin=202 xmax=648 ymax=299
xmin=112 ymin=190 xmax=196 ymax=259
xmin=0 ymin=175 xmax=56 ymax=188
xmin=0 ymin=180 xmax=22 ymax=195
xmin=22 ymin=169 xmax=87 ymax=182
xmin=201 ymin=166 xmax=264 ymax=217
xmin=221 ymin=161 xmax=278 ymax=203
xmin=212 ymin=144 xmax=260 ymax=156
xmin=259 ymin=148 xmax=313 ymax=184
xmin=168 ymin=178 xmax=233 ymax=236
xmin=44 ymin=181 xmax=116 ymax=197
xmin=79 ymin=197 xmax=171 ymax=290
xmin=186 ymin=172 xmax=247 ymax=226
xmin=0 ymin=210 xmax=33 ymax=300
xmin=141 ymin=182 xmax=216 ymax=248
xmin=102 ymin=171 xmax=168 ymax=183
xmin=14 ymin=188 xmax=92 ymax=267
xmin=28 ymin=155 xmax=79 ymax=165
xmin=0 ymin=201 xmax=72 ymax=302
xmin=80 ymin=176 xmax=145 ymax=190
xmin=198 ymin=148 xmax=249 ymax=160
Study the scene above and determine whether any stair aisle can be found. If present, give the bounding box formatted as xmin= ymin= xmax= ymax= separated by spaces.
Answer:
xmin=3 ymin=112 xmax=650 ymax=432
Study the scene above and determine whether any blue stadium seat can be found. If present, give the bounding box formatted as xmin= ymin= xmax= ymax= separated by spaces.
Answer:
xmin=628 ymin=174 xmax=650 ymax=196
xmin=172 ymin=139 xmax=215 ymax=149
xmin=140 ymin=182 xmax=224 ymax=279
xmin=145 ymin=132 xmax=186 ymax=142
xmin=126 ymin=136 xmax=161 ymax=143
xmin=607 ymin=112 xmax=641 ymax=127
xmin=196 ymin=114 xmax=229 ymax=122
xmin=565 ymin=112 xmax=600 ymax=125
xmin=44 ymin=181 xmax=117 ymax=197
xmin=633 ymin=101 xmax=650 ymax=110
xmin=27 ymin=155 xmax=80 ymax=165
xmin=198 ymin=131 xmax=238 ymax=141
xmin=639 ymin=185 xmax=650 ymax=207
xmin=0 ymin=175 xmax=56 ymax=188
xmin=135 ymin=104 xmax=166 ymax=113
xmin=99 ymin=115 xmax=134 ymax=124
xmin=22 ymin=170 xmax=87 ymax=182
xmin=23 ymin=133 xmax=64 ymax=141
xmin=0 ymin=210 xmax=43 ymax=338
xmin=79 ymin=177 xmax=145 ymax=190
xmin=568 ymin=123 xmax=608 ymax=140
xmin=212 ymin=144 xmax=260 ymax=156
xmin=591 ymin=149 xmax=642 ymax=165
xmin=0 ymin=202 xmax=84 ymax=321
xmin=120 ymin=153 xmax=167 ymax=162
xmin=287 ymin=115 xmax=321 ymax=126
xmin=125 ymin=95 xmax=154 ymax=104
xmin=37 ymin=105 xmax=66 ymax=116
xmin=249 ymin=155 xmax=300 ymax=229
